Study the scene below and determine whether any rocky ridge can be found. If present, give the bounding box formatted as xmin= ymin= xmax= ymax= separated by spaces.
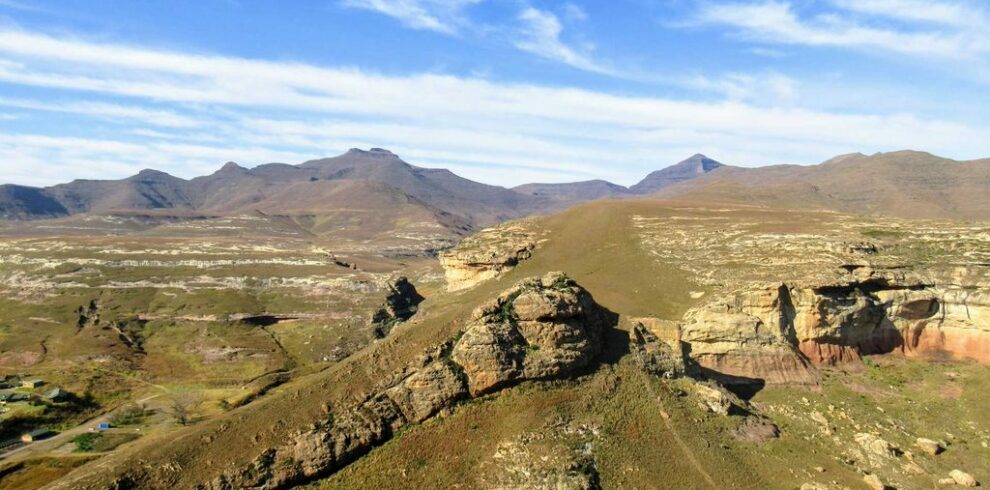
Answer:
xmin=187 ymin=272 xmax=612 ymax=489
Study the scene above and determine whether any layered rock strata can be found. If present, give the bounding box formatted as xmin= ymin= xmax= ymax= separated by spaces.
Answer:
xmin=680 ymin=270 xmax=990 ymax=388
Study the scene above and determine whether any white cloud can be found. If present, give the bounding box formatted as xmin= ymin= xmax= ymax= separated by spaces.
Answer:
xmin=514 ymin=7 xmax=615 ymax=75
xmin=0 ymin=27 xmax=987 ymax=187
xmin=340 ymin=0 xmax=480 ymax=34
xmin=0 ymin=97 xmax=204 ymax=128
xmin=830 ymin=0 xmax=987 ymax=27
xmin=695 ymin=1 xmax=990 ymax=60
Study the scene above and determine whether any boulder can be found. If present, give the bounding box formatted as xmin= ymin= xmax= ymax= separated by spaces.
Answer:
xmin=733 ymin=416 xmax=780 ymax=443
xmin=950 ymin=469 xmax=979 ymax=487
xmin=385 ymin=360 xmax=467 ymax=423
xmin=916 ymin=437 xmax=944 ymax=456
xmin=451 ymin=272 xmax=608 ymax=396
xmin=693 ymin=382 xmax=740 ymax=416
xmin=863 ymin=473 xmax=886 ymax=490
xmin=855 ymin=433 xmax=899 ymax=463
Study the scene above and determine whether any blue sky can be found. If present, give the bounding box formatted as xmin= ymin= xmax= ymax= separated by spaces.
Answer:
xmin=0 ymin=0 xmax=988 ymax=187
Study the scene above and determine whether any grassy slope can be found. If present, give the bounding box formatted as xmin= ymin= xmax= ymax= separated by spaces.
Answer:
xmin=49 ymin=199 xmax=990 ymax=489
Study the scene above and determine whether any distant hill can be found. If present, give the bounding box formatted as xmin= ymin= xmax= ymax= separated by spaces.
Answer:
xmin=513 ymin=179 xmax=631 ymax=210
xmin=3 ymin=149 xmax=989 ymax=233
xmin=511 ymin=154 xmax=727 ymax=210
xmin=656 ymin=150 xmax=990 ymax=219
xmin=0 ymin=148 xmax=541 ymax=238
xmin=629 ymin=154 xmax=724 ymax=194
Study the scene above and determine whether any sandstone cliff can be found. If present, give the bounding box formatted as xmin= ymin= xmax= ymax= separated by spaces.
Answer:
xmin=678 ymin=269 xmax=990 ymax=390
xmin=438 ymin=224 xmax=537 ymax=291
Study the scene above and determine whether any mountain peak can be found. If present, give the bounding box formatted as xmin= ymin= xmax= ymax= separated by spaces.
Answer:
xmin=220 ymin=161 xmax=244 ymax=171
xmin=676 ymin=154 xmax=723 ymax=172
xmin=346 ymin=147 xmax=398 ymax=158
xmin=629 ymin=154 xmax=724 ymax=194
xmin=130 ymin=169 xmax=178 ymax=181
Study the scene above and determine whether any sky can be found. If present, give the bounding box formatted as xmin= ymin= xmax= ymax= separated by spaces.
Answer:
xmin=0 ymin=0 xmax=988 ymax=187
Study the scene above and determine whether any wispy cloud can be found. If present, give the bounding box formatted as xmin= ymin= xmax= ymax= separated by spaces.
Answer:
xmin=0 ymin=97 xmax=204 ymax=128
xmin=694 ymin=0 xmax=990 ymax=60
xmin=684 ymin=72 xmax=799 ymax=104
xmin=0 ymin=0 xmax=48 ymax=13
xmin=340 ymin=0 xmax=480 ymax=34
xmin=830 ymin=0 xmax=987 ymax=27
xmin=514 ymin=7 xmax=615 ymax=75
xmin=0 ymin=27 xmax=987 ymax=187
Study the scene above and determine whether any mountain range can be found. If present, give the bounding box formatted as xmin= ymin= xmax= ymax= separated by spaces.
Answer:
xmin=2 ymin=148 xmax=989 ymax=231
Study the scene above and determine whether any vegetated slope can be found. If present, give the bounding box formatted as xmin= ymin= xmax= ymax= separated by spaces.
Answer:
xmin=47 ymin=201 xmax=730 ymax=489
xmin=657 ymin=150 xmax=990 ymax=219
xmin=243 ymin=179 xmax=474 ymax=241
xmin=42 ymin=199 xmax=990 ymax=489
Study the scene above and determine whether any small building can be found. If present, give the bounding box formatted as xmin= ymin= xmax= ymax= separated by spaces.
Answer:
xmin=20 ymin=428 xmax=53 ymax=442
xmin=97 ymin=423 xmax=111 ymax=431
xmin=44 ymin=388 xmax=68 ymax=402
xmin=21 ymin=379 xmax=44 ymax=389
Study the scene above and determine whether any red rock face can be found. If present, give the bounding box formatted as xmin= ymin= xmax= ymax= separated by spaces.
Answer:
xmin=693 ymin=350 xmax=818 ymax=386
xmin=682 ymin=284 xmax=990 ymax=388
xmin=797 ymin=341 xmax=862 ymax=366
xmin=901 ymin=325 xmax=990 ymax=363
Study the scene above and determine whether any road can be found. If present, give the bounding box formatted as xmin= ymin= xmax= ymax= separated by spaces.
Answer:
xmin=0 ymin=393 xmax=162 ymax=463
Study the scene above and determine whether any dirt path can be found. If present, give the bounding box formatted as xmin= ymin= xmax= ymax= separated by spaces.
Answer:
xmin=631 ymin=346 xmax=719 ymax=489
xmin=0 ymin=393 xmax=162 ymax=463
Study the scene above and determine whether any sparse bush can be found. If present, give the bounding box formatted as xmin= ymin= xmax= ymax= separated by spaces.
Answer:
xmin=71 ymin=432 xmax=98 ymax=452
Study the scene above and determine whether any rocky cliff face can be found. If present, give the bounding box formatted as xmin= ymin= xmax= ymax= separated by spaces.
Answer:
xmin=680 ymin=269 xmax=990 ymax=390
xmin=200 ymin=272 xmax=610 ymax=489
xmin=628 ymin=207 xmax=990 ymax=391
xmin=438 ymin=224 xmax=537 ymax=291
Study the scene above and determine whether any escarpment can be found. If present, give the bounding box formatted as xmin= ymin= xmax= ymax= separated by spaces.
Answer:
xmin=199 ymin=272 xmax=611 ymax=489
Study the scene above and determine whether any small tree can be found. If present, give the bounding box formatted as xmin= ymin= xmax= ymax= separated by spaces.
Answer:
xmin=166 ymin=391 xmax=200 ymax=426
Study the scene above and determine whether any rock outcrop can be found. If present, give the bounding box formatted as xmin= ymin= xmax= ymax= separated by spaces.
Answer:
xmin=484 ymin=422 xmax=602 ymax=490
xmin=204 ymin=272 xmax=610 ymax=489
xmin=680 ymin=286 xmax=818 ymax=387
xmin=371 ymin=276 xmax=424 ymax=338
xmin=439 ymin=224 xmax=536 ymax=291
xmin=451 ymin=272 xmax=609 ymax=396
xmin=629 ymin=318 xmax=685 ymax=378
